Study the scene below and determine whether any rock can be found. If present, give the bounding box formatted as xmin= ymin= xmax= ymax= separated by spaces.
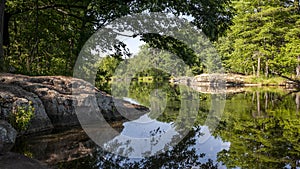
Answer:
xmin=0 ymin=152 xmax=49 ymax=169
xmin=170 ymin=74 xmax=251 ymax=90
xmin=0 ymin=73 xmax=149 ymax=132
xmin=0 ymin=120 xmax=17 ymax=154
xmin=192 ymin=73 xmax=247 ymax=86
xmin=169 ymin=74 xmax=255 ymax=94
xmin=0 ymin=84 xmax=53 ymax=134
xmin=95 ymin=92 xmax=148 ymax=121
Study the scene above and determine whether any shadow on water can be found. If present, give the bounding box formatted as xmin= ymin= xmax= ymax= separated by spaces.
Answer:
xmin=12 ymin=82 xmax=300 ymax=169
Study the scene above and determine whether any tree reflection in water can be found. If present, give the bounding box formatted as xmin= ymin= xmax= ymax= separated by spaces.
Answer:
xmin=13 ymin=83 xmax=300 ymax=169
xmin=57 ymin=127 xmax=221 ymax=169
xmin=215 ymin=89 xmax=300 ymax=169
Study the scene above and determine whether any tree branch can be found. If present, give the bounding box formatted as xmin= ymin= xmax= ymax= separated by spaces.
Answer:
xmin=39 ymin=4 xmax=87 ymax=10
xmin=54 ymin=7 xmax=83 ymax=21
xmin=10 ymin=3 xmax=87 ymax=16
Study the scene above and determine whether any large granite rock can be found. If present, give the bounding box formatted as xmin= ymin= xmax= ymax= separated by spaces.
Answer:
xmin=0 ymin=73 xmax=149 ymax=133
xmin=0 ymin=84 xmax=53 ymax=134
xmin=0 ymin=120 xmax=17 ymax=154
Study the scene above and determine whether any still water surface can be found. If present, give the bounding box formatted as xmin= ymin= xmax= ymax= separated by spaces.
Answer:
xmin=13 ymin=83 xmax=300 ymax=169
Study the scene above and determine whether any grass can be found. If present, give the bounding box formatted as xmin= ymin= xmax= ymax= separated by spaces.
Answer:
xmin=243 ymin=86 xmax=291 ymax=94
xmin=244 ymin=76 xmax=286 ymax=86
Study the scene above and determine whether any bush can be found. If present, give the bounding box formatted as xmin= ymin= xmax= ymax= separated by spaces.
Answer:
xmin=9 ymin=102 xmax=35 ymax=132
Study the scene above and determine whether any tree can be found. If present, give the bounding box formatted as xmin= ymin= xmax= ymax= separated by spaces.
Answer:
xmin=217 ymin=0 xmax=300 ymax=77
xmin=95 ymin=55 xmax=122 ymax=93
xmin=1 ymin=0 xmax=233 ymax=76
xmin=0 ymin=0 xmax=5 ymax=72
xmin=280 ymin=0 xmax=300 ymax=77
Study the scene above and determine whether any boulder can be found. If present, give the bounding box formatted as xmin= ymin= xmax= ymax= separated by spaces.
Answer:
xmin=0 ymin=73 xmax=149 ymax=132
xmin=0 ymin=120 xmax=17 ymax=154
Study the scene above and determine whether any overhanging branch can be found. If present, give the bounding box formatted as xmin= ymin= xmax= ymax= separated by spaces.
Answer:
xmin=10 ymin=3 xmax=87 ymax=16
xmin=54 ymin=7 xmax=83 ymax=21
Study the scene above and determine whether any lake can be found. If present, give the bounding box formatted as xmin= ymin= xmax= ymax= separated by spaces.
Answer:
xmin=12 ymin=82 xmax=300 ymax=169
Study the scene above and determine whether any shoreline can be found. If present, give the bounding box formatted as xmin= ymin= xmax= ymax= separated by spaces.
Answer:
xmin=170 ymin=74 xmax=298 ymax=88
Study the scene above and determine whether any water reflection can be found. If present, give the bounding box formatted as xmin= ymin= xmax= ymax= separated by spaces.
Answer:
xmin=55 ymin=126 xmax=227 ymax=169
xmin=104 ymin=114 xmax=179 ymax=158
xmin=12 ymin=85 xmax=300 ymax=169
xmin=215 ymin=89 xmax=300 ymax=169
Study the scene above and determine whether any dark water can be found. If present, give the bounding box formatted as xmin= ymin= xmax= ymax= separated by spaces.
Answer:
xmin=13 ymin=83 xmax=300 ymax=169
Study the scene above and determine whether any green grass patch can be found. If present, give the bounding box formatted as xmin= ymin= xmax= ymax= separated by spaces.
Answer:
xmin=244 ymin=76 xmax=286 ymax=86
xmin=243 ymin=86 xmax=291 ymax=94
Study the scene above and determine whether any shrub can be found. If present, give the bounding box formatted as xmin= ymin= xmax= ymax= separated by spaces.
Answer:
xmin=10 ymin=101 xmax=35 ymax=132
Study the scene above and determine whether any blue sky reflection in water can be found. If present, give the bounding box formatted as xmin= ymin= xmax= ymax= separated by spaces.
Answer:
xmin=103 ymin=112 xmax=230 ymax=168
xmin=117 ymin=97 xmax=229 ymax=160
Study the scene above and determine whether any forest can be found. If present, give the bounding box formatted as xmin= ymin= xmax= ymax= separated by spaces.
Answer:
xmin=0 ymin=0 xmax=230 ymax=76
xmin=218 ymin=0 xmax=300 ymax=78
xmin=1 ymin=1 xmax=300 ymax=168
xmin=0 ymin=0 xmax=298 ymax=85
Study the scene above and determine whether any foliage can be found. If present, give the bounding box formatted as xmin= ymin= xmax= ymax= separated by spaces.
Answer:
xmin=0 ymin=0 xmax=233 ymax=76
xmin=217 ymin=0 xmax=300 ymax=77
xmin=95 ymin=44 xmax=200 ymax=93
xmin=96 ymin=40 xmax=222 ymax=93
xmin=9 ymin=102 xmax=35 ymax=132
xmin=126 ymin=81 xmax=211 ymax=131
xmin=95 ymin=56 xmax=121 ymax=93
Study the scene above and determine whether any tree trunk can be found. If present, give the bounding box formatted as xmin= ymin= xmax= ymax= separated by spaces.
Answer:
xmin=265 ymin=60 xmax=269 ymax=77
xmin=3 ymin=12 xmax=9 ymax=47
xmin=252 ymin=65 xmax=256 ymax=76
xmin=295 ymin=0 xmax=299 ymax=11
xmin=0 ymin=0 xmax=5 ymax=72
xmin=265 ymin=92 xmax=268 ymax=111
xmin=296 ymin=93 xmax=300 ymax=115
xmin=257 ymin=57 xmax=261 ymax=77
xmin=296 ymin=56 xmax=300 ymax=77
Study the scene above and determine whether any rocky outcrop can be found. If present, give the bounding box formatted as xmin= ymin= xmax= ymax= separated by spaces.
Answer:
xmin=171 ymin=74 xmax=245 ymax=87
xmin=194 ymin=73 xmax=248 ymax=87
xmin=0 ymin=120 xmax=17 ymax=154
xmin=0 ymin=73 xmax=149 ymax=134
xmin=170 ymin=74 xmax=257 ymax=94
